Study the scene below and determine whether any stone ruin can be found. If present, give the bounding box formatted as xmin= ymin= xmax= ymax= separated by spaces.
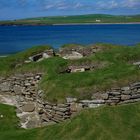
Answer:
xmin=25 ymin=49 xmax=55 ymax=63
xmin=58 ymin=62 xmax=107 ymax=74
xmin=23 ymin=45 xmax=104 ymax=64
xmin=0 ymin=73 xmax=75 ymax=129
xmin=79 ymin=83 xmax=140 ymax=108
xmin=0 ymin=73 xmax=140 ymax=129
xmin=58 ymin=45 xmax=102 ymax=60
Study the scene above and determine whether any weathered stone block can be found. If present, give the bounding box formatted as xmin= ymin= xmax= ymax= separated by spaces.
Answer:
xmin=70 ymin=103 xmax=78 ymax=112
xmin=0 ymin=82 xmax=11 ymax=92
xmin=45 ymin=105 xmax=52 ymax=109
xmin=119 ymin=98 xmax=140 ymax=104
xmin=88 ymin=104 xmax=103 ymax=108
xmin=13 ymin=85 xmax=22 ymax=94
xmin=109 ymin=97 xmax=120 ymax=100
xmin=107 ymin=91 xmax=121 ymax=96
xmin=22 ymin=103 xmax=35 ymax=112
xmin=55 ymin=111 xmax=65 ymax=116
xmin=130 ymin=94 xmax=140 ymax=99
xmin=57 ymin=104 xmax=70 ymax=108
xmin=66 ymin=97 xmax=77 ymax=103
xmin=41 ymin=114 xmax=50 ymax=122
xmin=53 ymin=106 xmax=69 ymax=112
xmin=121 ymin=95 xmax=131 ymax=100
xmin=92 ymin=93 xmax=108 ymax=100
xmin=80 ymin=100 xmax=105 ymax=104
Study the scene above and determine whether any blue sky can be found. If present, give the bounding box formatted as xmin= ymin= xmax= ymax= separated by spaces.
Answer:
xmin=0 ymin=0 xmax=140 ymax=20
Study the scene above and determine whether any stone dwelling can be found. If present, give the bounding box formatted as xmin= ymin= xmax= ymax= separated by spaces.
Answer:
xmin=68 ymin=65 xmax=94 ymax=73
xmin=28 ymin=49 xmax=55 ymax=62
xmin=59 ymin=45 xmax=84 ymax=60
xmin=59 ymin=45 xmax=102 ymax=60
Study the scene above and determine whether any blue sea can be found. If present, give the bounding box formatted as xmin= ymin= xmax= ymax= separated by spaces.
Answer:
xmin=0 ymin=24 xmax=140 ymax=55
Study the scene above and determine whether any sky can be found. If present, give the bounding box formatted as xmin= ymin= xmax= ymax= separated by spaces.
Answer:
xmin=0 ymin=0 xmax=140 ymax=20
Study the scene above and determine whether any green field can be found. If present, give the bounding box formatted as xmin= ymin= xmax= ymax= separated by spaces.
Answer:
xmin=0 ymin=14 xmax=140 ymax=25
xmin=0 ymin=43 xmax=140 ymax=102
xmin=0 ymin=103 xmax=140 ymax=140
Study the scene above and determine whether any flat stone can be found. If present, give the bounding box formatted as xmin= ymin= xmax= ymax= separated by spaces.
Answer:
xmin=55 ymin=111 xmax=65 ymax=116
xmin=41 ymin=114 xmax=50 ymax=122
xmin=0 ymin=82 xmax=11 ymax=92
xmin=26 ymin=120 xmax=40 ymax=128
xmin=57 ymin=104 xmax=70 ymax=108
xmin=45 ymin=105 xmax=52 ymax=109
xmin=121 ymin=86 xmax=130 ymax=91
xmin=110 ymin=97 xmax=120 ymax=100
xmin=22 ymin=103 xmax=35 ymax=112
xmin=66 ymin=97 xmax=77 ymax=103
xmin=130 ymin=94 xmax=140 ymax=99
xmin=133 ymin=62 xmax=140 ymax=66
xmin=42 ymin=121 xmax=56 ymax=126
xmin=118 ymin=98 xmax=140 ymax=104
xmin=101 ymin=93 xmax=109 ymax=100
xmin=13 ymin=85 xmax=22 ymax=94
xmin=92 ymin=93 xmax=108 ymax=100
xmin=88 ymin=104 xmax=103 ymax=108
xmin=70 ymin=103 xmax=78 ymax=112
xmin=108 ymin=91 xmax=121 ymax=95
xmin=53 ymin=106 xmax=69 ymax=112
xmin=80 ymin=100 xmax=105 ymax=104
xmin=24 ymin=83 xmax=31 ymax=87
xmin=121 ymin=95 xmax=131 ymax=100
xmin=16 ymin=108 xmax=22 ymax=114
xmin=131 ymin=82 xmax=140 ymax=89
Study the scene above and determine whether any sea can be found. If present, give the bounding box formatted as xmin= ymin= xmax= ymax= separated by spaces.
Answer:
xmin=0 ymin=24 xmax=140 ymax=55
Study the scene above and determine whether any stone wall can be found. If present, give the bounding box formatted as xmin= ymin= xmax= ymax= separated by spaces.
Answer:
xmin=79 ymin=82 xmax=140 ymax=108
xmin=0 ymin=73 xmax=140 ymax=129
xmin=0 ymin=73 xmax=72 ymax=129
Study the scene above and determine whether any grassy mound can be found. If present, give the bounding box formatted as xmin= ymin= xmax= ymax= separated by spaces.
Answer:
xmin=0 ymin=103 xmax=140 ymax=140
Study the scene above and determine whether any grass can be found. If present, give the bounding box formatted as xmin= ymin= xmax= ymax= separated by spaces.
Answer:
xmin=0 ymin=14 xmax=140 ymax=25
xmin=0 ymin=103 xmax=140 ymax=140
xmin=1 ymin=43 xmax=140 ymax=102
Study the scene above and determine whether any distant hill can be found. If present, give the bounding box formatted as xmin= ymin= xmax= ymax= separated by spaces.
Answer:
xmin=0 ymin=14 xmax=140 ymax=25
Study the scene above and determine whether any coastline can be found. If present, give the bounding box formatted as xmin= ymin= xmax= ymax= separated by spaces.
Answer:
xmin=53 ymin=22 xmax=140 ymax=26
xmin=0 ymin=22 xmax=140 ymax=26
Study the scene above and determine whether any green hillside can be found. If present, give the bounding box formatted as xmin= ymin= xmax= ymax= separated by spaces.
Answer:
xmin=0 ymin=14 xmax=140 ymax=25
xmin=0 ymin=103 xmax=140 ymax=140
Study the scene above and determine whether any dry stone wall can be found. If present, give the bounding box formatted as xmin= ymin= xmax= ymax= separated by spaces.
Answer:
xmin=0 ymin=73 xmax=72 ymax=129
xmin=79 ymin=83 xmax=140 ymax=108
xmin=0 ymin=73 xmax=140 ymax=129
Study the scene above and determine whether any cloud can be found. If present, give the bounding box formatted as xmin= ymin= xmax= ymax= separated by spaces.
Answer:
xmin=0 ymin=0 xmax=140 ymax=11
xmin=121 ymin=0 xmax=140 ymax=8
xmin=97 ymin=0 xmax=119 ymax=10
xmin=43 ymin=0 xmax=84 ymax=10
xmin=96 ymin=0 xmax=140 ymax=10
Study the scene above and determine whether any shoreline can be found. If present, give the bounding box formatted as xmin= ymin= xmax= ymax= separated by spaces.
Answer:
xmin=0 ymin=22 xmax=140 ymax=26
xmin=53 ymin=22 xmax=140 ymax=26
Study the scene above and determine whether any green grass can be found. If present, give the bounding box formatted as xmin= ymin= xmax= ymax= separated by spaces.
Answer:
xmin=0 ymin=14 xmax=140 ymax=25
xmin=0 ymin=103 xmax=140 ymax=140
xmin=1 ymin=44 xmax=140 ymax=102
